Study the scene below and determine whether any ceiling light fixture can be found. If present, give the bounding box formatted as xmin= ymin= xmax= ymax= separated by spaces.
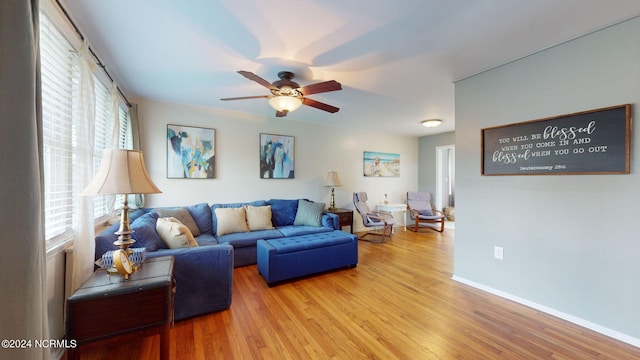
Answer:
xmin=421 ymin=119 xmax=442 ymax=128
xmin=268 ymin=95 xmax=303 ymax=113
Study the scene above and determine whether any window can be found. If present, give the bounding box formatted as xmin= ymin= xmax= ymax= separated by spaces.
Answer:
xmin=40 ymin=13 xmax=131 ymax=249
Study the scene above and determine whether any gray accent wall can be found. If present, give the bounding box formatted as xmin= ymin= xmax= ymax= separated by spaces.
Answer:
xmin=455 ymin=16 xmax=640 ymax=341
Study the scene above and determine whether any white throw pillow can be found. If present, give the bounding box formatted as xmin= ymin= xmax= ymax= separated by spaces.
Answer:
xmin=156 ymin=217 xmax=199 ymax=249
xmin=215 ymin=207 xmax=250 ymax=236
xmin=245 ymin=205 xmax=274 ymax=231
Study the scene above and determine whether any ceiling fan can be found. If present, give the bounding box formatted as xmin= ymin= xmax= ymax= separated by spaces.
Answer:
xmin=220 ymin=71 xmax=342 ymax=117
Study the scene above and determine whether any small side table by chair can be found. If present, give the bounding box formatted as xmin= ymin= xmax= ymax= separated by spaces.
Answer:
xmin=326 ymin=208 xmax=354 ymax=233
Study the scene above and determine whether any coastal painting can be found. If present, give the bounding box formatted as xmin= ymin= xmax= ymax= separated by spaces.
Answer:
xmin=167 ymin=124 xmax=215 ymax=178
xmin=260 ymin=133 xmax=294 ymax=179
xmin=363 ymin=151 xmax=400 ymax=177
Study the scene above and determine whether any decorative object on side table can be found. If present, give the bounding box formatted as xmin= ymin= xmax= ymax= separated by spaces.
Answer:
xmin=82 ymin=149 xmax=162 ymax=279
xmin=324 ymin=171 xmax=342 ymax=211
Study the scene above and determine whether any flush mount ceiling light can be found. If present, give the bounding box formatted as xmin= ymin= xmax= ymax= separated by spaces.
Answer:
xmin=421 ymin=119 xmax=443 ymax=128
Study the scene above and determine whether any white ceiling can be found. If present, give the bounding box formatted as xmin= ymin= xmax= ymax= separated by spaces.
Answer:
xmin=59 ymin=0 xmax=640 ymax=137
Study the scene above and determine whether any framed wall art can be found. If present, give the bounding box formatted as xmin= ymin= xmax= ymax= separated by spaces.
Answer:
xmin=481 ymin=104 xmax=631 ymax=175
xmin=260 ymin=133 xmax=294 ymax=179
xmin=167 ymin=124 xmax=215 ymax=178
xmin=363 ymin=151 xmax=400 ymax=177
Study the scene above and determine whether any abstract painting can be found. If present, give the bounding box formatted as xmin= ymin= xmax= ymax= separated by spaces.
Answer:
xmin=167 ymin=124 xmax=215 ymax=178
xmin=260 ymin=133 xmax=294 ymax=179
xmin=363 ymin=151 xmax=400 ymax=177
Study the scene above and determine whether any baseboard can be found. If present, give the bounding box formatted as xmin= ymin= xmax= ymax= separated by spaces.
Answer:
xmin=451 ymin=275 xmax=640 ymax=349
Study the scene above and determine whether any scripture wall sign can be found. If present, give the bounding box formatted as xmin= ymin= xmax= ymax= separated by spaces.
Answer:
xmin=481 ymin=104 xmax=631 ymax=175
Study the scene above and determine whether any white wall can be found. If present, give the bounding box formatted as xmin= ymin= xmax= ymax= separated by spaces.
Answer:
xmin=455 ymin=17 xmax=640 ymax=343
xmin=137 ymin=99 xmax=418 ymax=231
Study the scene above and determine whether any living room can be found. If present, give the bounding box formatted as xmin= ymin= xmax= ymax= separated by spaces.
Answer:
xmin=3 ymin=1 xmax=640 ymax=359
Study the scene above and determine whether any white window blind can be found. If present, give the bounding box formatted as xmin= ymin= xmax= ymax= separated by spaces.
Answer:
xmin=40 ymin=12 xmax=132 ymax=249
xmin=40 ymin=13 xmax=77 ymax=247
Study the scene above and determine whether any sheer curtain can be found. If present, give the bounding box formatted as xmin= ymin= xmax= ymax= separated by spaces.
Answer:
xmin=105 ymin=83 xmax=121 ymax=217
xmin=0 ymin=0 xmax=50 ymax=359
xmin=71 ymin=40 xmax=96 ymax=292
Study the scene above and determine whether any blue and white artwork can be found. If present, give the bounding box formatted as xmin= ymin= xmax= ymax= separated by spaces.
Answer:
xmin=167 ymin=125 xmax=215 ymax=178
xmin=260 ymin=133 xmax=294 ymax=179
xmin=363 ymin=151 xmax=400 ymax=177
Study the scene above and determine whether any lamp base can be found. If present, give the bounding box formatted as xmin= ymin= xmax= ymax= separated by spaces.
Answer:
xmin=113 ymin=198 xmax=136 ymax=254
xmin=328 ymin=187 xmax=337 ymax=211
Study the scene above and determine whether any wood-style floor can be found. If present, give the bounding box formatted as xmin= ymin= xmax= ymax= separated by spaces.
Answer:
xmin=76 ymin=228 xmax=640 ymax=359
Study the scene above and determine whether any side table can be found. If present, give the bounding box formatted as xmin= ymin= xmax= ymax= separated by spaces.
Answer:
xmin=326 ymin=208 xmax=354 ymax=233
xmin=376 ymin=203 xmax=407 ymax=231
xmin=65 ymin=256 xmax=175 ymax=360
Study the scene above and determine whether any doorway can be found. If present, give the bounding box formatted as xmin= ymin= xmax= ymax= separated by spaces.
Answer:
xmin=436 ymin=145 xmax=455 ymax=226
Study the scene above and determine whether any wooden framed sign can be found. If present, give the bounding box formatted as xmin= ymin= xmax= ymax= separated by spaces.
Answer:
xmin=481 ymin=104 xmax=631 ymax=175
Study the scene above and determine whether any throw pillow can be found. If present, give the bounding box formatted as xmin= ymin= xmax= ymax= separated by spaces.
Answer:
xmin=245 ymin=205 xmax=274 ymax=231
xmin=156 ymin=217 xmax=199 ymax=249
xmin=155 ymin=207 xmax=201 ymax=236
xmin=215 ymin=207 xmax=250 ymax=236
xmin=130 ymin=212 xmax=167 ymax=251
xmin=267 ymin=199 xmax=299 ymax=226
xmin=293 ymin=199 xmax=325 ymax=227
xmin=417 ymin=208 xmax=433 ymax=217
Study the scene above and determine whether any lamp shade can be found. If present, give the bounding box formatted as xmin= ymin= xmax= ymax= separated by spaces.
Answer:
xmin=82 ymin=149 xmax=161 ymax=195
xmin=268 ymin=96 xmax=303 ymax=113
xmin=323 ymin=171 xmax=342 ymax=187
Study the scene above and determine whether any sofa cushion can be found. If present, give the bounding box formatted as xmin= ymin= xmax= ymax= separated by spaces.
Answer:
xmin=194 ymin=233 xmax=218 ymax=247
xmin=187 ymin=202 xmax=213 ymax=235
xmin=276 ymin=225 xmax=334 ymax=237
xmin=130 ymin=212 xmax=167 ymax=251
xmin=217 ymin=228 xmax=283 ymax=247
xmin=267 ymin=199 xmax=299 ymax=226
xmin=155 ymin=207 xmax=201 ymax=236
xmin=156 ymin=217 xmax=199 ymax=249
xmin=215 ymin=207 xmax=250 ymax=236
xmin=293 ymin=199 xmax=325 ymax=227
xmin=245 ymin=205 xmax=274 ymax=231
xmin=211 ymin=200 xmax=266 ymax=234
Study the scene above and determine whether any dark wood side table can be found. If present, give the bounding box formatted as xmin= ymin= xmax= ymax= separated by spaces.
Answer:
xmin=65 ymin=256 xmax=175 ymax=360
xmin=326 ymin=208 xmax=354 ymax=233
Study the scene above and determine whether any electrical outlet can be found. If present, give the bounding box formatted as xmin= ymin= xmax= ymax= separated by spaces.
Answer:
xmin=494 ymin=246 xmax=504 ymax=260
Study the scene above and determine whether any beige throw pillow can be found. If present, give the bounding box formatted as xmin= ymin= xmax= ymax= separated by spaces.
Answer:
xmin=245 ymin=205 xmax=274 ymax=231
xmin=156 ymin=217 xmax=199 ymax=249
xmin=155 ymin=207 xmax=201 ymax=236
xmin=215 ymin=207 xmax=250 ymax=236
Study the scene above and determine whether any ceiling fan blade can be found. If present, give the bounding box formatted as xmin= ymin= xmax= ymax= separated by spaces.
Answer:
xmin=298 ymin=80 xmax=342 ymax=95
xmin=237 ymin=71 xmax=278 ymax=90
xmin=302 ymin=98 xmax=340 ymax=113
xmin=275 ymin=110 xmax=288 ymax=117
xmin=220 ymin=95 xmax=271 ymax=101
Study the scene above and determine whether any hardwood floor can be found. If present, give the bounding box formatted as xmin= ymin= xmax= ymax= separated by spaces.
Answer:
xmin=76 ymin=229 xmax=640 ymax=359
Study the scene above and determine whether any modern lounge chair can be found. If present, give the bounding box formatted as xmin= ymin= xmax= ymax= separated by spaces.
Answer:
xmin=406 ymin=191 xmax=445 ymax=233
xmin=353 ymin=192 xmax=395 ymax=243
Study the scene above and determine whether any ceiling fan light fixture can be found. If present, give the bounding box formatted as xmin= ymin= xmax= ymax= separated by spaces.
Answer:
xmin=269 ymin=96 xmax=303 ymax=113
xmin=421 ymin=119 xmax=442 ymax=128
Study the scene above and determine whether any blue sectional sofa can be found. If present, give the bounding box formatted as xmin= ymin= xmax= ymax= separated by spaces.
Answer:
xmin=95 ymin=199 xmax=340 ymax=320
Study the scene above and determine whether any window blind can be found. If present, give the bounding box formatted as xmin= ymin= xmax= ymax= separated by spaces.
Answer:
xmin=40 ymin=13 xmax=76 ymax=247
xmin=40 ymin=12 xmax=132 ymax=248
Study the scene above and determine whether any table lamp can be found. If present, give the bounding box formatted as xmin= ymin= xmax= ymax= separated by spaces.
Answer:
xmin=82 ymin=149 xmax=161 ymax=252
xmin=324 ymin=171 xmax=342 ymax=211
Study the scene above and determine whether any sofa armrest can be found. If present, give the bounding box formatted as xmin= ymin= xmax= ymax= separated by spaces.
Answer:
xmin=322 ymin=212 xmax=340 ymax=230
xmin=146 ymin=244 xmax=234 ymax=320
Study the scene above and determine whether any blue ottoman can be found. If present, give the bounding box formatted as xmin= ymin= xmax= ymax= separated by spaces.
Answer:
xmin=257 ymin=230 xmax=358 ymax=285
